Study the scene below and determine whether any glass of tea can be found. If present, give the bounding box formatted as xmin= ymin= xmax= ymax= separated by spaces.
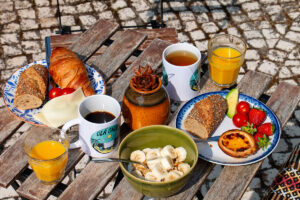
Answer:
xmin=162 ymin=43 xmax=201 ymax=101
xmin=208 ymin=34 xmax=247 ymax=87
xmin=24 ymin=128 xmax=69 ymax=184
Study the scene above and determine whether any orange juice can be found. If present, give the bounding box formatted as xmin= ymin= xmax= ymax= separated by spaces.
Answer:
xmin=209 ymin=47 xmax=242 ymax=85
xmin=28 ymin=140 xmax=68 ymax=183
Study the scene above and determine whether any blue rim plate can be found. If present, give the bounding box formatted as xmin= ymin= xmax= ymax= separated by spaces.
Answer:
xmin=176 ymin=91 xmax=281 ymax=166
xmin=2 ymin=60 xmax=106 ymax=126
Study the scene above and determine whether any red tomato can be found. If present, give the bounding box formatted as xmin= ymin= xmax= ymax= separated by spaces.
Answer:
xmin=61 ymin=88 xmax=75 ymax=95
xmin=236 ymin=101 xmax=250 ymax=115
xmin=232 ymin=113 xmax=248 ymax=128
xmin=49 ymin=88 xmax=62 ymax=99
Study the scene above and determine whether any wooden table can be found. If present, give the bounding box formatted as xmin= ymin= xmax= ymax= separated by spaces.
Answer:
xmin=0 ymin=19 xmax=299 ymax=200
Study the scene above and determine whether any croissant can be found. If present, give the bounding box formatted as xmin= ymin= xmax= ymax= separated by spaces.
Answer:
xmin=49 ymin=47 xmax=95 ymax=96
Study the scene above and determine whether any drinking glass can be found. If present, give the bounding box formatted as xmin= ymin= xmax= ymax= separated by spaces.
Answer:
xmin=208 ymin=34 xmax=247 ymax=87
xmin=24 ymin=128 xmax=69 ymax=184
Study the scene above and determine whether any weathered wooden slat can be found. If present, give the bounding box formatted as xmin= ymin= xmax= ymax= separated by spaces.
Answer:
xmin=49 ymin=33 xmax=81 ymax=49
xmin=50 ymin=28 xmax=178 ymax=52
xmin=0 ymin=107 xmax=23 ymax=145
xmin=0 ymin=126 xmax=55 ymax=188
xmin=16 ymin=148 xmax=84 ymax=200
xmin=160 ymin=70 xmax=272 ymax=200
xmin=86 ymin=30 xmax=147 ymax=80
xmin=69 ymin=20 xmax=119 ymax=61
xmin=112 ymin=38 xmax=171 ymax=102
xmin=203 ymin=82 xmax=300 ymax=200
xmin=107 ymin=178 xmax=143 ymax=200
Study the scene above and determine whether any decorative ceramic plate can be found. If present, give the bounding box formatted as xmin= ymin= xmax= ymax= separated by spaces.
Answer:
xmin=176 ymin=91 xmax=281 ymax=166
xmin=3 ymin=60 xmax=106 ymax=126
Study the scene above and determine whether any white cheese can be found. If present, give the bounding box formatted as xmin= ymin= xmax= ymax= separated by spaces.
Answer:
xmin=34 ymin=88 xmax=85 ymax=127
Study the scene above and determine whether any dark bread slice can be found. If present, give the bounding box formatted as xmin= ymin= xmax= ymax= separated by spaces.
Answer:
xmin=184 ymin=94 xmax=227 ymax=139
xmin=14 ymin=65 xmax=48 ymax=110
xmin=218 ymin=129 xmax=258 ymax=158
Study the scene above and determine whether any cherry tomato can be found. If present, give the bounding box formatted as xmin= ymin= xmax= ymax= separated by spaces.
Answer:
xmin=236 ymin=101 xmax=250 ymax=115
xmin=49 ymin=88 xmax=62 ymax=99
xmin=232 ymin=113 xmax=248 ymax=128
xmin=61 ymin=88 xmax=75 ymax=95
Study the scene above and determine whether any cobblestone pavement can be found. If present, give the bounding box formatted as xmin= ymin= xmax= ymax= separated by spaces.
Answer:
xmin=0 ymin=0 xmax=299 ymax=199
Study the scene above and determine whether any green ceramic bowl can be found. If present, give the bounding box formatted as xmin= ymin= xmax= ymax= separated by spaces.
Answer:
xmin=118 ymin=125 xmax=198 ymax=198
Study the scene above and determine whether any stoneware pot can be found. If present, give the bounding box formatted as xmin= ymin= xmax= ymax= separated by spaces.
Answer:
xmin=122 ymin=78 xmax=170 ymax=130
xmin=118 ymin=125 xmax=198 ymax=198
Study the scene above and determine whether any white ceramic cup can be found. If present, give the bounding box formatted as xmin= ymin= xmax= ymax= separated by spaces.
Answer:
xmin=162 ymin=43 xmax=201 ymax=101
xmin=61 ymin=95 xmax=121 ymax=158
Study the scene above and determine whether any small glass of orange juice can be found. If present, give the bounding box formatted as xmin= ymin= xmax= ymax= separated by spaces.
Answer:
xmin=208 ymin=34 xmax=247 ymax=87
xmin=24 ymin=129 xmax=69 ymax=184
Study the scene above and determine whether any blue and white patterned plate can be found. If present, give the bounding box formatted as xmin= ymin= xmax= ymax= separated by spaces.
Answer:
xmin=176 ymin=91 xmax=281 ymax=166
xmin=3 ymin=60 xmax=106 ymax=126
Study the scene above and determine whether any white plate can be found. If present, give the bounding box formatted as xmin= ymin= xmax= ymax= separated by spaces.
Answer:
xmin=3 ymin=60 xmax=106 ymax=126
xmin=176 ymin=91 xmax=281 ymax=166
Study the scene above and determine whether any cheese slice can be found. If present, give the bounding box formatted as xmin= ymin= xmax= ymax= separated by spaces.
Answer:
xmin=34 ymin=88 xmax=85 ymax=127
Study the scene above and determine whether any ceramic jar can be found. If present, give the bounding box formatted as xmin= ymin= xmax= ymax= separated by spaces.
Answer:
xmin=122 ymin=78 xmax=170 ymax=130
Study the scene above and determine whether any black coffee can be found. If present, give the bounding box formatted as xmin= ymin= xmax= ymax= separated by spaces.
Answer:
xmin=85 ymin=111 xmax=115 ymax=123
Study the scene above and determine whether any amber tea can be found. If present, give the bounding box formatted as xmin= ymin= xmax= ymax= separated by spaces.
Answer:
xmin=166 ymin=50 xmax=198 ymax=66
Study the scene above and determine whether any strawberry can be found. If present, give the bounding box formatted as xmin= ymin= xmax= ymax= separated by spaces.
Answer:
xmin=257 ymin=123 xmax=275 ymax=136
xmin=253 ymin=132 xmax=270 ymax=150
xmin=248 ymin=108 xmax=266 ymax=126
xmin=241 ymin=122 xmax=257 ymax=135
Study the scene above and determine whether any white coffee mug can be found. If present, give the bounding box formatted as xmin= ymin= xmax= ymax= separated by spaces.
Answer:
xmin=61 ymin=95 xmax=121 ymax=158
xmin=162 ymin=43 xmax=201 ymax=101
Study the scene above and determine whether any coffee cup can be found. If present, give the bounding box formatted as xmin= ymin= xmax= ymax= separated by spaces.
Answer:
xmin=162 ymin=43 xmax=201 ymax=101
xmin=61 ymin=95 xmax=121 ymax=158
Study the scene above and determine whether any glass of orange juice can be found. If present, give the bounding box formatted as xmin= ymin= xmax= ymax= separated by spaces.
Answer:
xmin=208 ymin=34 xmax=247 ymax=87
xmin=24 ymin=129 xmax=69 ymax=184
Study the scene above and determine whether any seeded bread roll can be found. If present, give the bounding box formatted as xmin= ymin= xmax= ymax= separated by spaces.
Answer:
xmin=184 ymin=94 xmax=227 ymax=139
xmin=14 ymin=64 xmax=49 ymax=110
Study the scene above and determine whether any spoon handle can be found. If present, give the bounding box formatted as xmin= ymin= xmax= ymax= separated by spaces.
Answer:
xmin=92 ymin=158 xmax=144 ymax=166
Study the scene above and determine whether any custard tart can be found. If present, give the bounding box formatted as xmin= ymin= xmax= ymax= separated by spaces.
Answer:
xmin=218 ymin=129 xmax=258 ymax=158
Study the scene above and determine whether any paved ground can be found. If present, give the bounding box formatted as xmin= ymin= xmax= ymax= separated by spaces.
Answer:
xmin=0 ymin=0 xmax=299 ymax=199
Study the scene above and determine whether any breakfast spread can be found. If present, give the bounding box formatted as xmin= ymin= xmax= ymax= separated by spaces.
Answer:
xmin=218 ymin=129 xmax=258 ymax=158
xmin=130 ymin=145 xmax=191 ymax=182
xmin=49 ymin=47 xmax=95 ymax=97
xmin=14 ymin=64 xmax=49 ymax=110
xmin=184 ymin=94 xmax=227 ymax=139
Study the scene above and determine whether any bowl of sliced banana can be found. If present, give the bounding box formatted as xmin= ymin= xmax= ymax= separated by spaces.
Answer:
xmin=118 ymin=125 xmax=198 ymax=198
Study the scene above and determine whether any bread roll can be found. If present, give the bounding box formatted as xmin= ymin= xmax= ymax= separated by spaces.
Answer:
xmin=49 ymin=47 xmax=95 ymax=96
xmin=184 ymin=95 xmax=227 ymax=139
xmin=14 ymin=64 xmax=49 ymax=110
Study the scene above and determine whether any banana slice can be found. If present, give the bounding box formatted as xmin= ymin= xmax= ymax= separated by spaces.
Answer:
xmin=146 ymin=158 xmax=161 ymax=170
xmin=151 ymin=163 xmax=167 ymax=181
xmin=160 ymin=156 xmax=174 ymax=171
xmin=165 ymin=170 xmax=183 ymax=182
xmin=175 ymin=147 xmax=187 ymax=162
xmin=145 ymin=172 xmax=159 ymax=182
xmin=130 ymin=150 xmax=146 ymax=163
xmin=161 ymin=145 xmax=177 ymax=159
xmin=142 ymin=148 xmax=152 ymax=155
xmin=146 ymin=148 xmax=161 ymax=160
xmin=133 ymin=169 xmax=144 ymax=178
xmin=177 ymin=163 xmax=191 ymax=174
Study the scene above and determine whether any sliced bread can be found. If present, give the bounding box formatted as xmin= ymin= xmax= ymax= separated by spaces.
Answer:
xmin=14 ymin=64 xmax=48 ymax=110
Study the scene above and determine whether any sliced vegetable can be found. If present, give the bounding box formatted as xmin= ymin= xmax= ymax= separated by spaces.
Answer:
xmin=226 ymin=88 xmax=239 ymax=119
